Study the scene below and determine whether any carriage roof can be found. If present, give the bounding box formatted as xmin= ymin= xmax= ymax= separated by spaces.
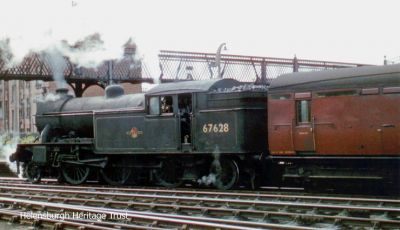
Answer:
xmin=269 ymin=64 xmax=400 ymax=91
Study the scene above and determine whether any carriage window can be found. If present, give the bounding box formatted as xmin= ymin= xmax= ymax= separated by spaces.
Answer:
xmin=361 ymin=88 xmax=379 ymax=95
xmin=149 ymin=97 xmax=160 ymax=115
xmin=317 ymin=90 xmax=357 ymax=97
xmin=383 ymin=87 xmax=400 ymax=94
xmin=270 ymin=94 xmax=291 ymax=100
xmin=161 ymin=96 xmax=173 ymax=113
xmin=296 ymin=100 xmax=311 ymax=124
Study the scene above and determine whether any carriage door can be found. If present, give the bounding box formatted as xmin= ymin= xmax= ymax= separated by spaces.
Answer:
xmin=293 ymin=92 xmax=315 ymax=153
xmin=380 ymin=87 xmax=400 ymax=154
xmin=178 ymin=94 xmax=193 ymax=147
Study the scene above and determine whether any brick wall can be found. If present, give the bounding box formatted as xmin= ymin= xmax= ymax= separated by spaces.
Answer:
xmin=48 ymin=82 xmax=142 ymax=97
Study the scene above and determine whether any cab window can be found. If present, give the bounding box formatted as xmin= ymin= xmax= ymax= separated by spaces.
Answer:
xmin=149 ymin=97 xmax=160 ymax=115
xmin=296 ymin=100 xmax=311 ymax=124
xmin=161 ymin=96 xmax=174 ymax=114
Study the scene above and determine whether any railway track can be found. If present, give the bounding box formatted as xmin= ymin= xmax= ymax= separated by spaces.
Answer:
xmin=0 ymin=178 xmax=398 ymax=229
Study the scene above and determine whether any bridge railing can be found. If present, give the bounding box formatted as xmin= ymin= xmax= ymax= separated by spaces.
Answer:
xmin=158 ymin=50 xmax=371 ymax=83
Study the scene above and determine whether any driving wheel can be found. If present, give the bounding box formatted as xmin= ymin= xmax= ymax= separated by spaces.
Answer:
xmin=211 ymin=158 xmax=239 ymax=190
xmin=101 ymin=162 xmax=132 ymax=186
xmin=155 ymin=159 xmax=184 ymax=188
xmin=25 ymin=161 xmax=42 ymax=183
xmin=61 ymin=164 xmax=90 ymax=185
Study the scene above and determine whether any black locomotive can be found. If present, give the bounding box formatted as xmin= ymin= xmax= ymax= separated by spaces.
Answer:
xmin=11 ymin=79 xmax=268 ymax=189
xmin=10 ymin=64 xmax=400 ymax=190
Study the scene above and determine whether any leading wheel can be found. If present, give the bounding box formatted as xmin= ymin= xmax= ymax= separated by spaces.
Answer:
xmin=211 ymin=158 xmax=239 ymax=190
xmin=61 ymin=164 xmax=90 ymax=185
xmin=155 ymin=159 xmax=184 ymax=188
xmin=25 ymin=161 xmax=42 ymax=183
xmin=101 ymin=162 xmax=132 ymax=186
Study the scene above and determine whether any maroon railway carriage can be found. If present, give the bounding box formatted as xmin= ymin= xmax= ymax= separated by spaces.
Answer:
xmin=267 ymin=64 xmax=400 ymax=188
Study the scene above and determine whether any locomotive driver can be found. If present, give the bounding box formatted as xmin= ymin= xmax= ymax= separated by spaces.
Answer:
xmin=179 ymin=96 xmax=192 ymax=143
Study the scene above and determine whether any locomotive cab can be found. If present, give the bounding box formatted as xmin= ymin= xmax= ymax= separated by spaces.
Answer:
xmin=146 ymin=93 xmax=194 ymax=151
xmin=143 ymin=78 xmax=269 ymax=155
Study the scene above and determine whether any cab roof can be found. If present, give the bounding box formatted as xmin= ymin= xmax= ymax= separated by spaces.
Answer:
xmin=145 ymin=78 xmax=241 ymax=96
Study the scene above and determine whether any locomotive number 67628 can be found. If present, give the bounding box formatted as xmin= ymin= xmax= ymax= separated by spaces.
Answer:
xmin=202 ymin=123 xmax=229 ymax=133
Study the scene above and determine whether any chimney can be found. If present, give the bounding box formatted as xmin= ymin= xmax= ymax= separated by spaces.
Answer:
xmin=55 ymin=88 xmax=72 ymax=99
xmin=123 ymin=38 xmax=136 ymax=57
xmin=56 ymin=88 xmax=68 ymax=95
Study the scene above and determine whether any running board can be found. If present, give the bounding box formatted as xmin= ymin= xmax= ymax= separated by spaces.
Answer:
xmin=61 ymin=158 xmax=108 ymax=168
xmin=283 ymin=174 xmax=383 ymax=180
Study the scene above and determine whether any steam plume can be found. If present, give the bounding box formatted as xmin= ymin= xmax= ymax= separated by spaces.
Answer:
xmin=197 ymin=146 xmax=220 ymax=186
xmin=42 ymin=47 xmax=67 ymax=88
xmin=0 ymin=134 xmax=20 ymax=177
xmin=0 ymin=33 xmax=143 ymax=87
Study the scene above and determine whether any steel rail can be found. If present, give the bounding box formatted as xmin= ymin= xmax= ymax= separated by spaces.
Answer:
xmin=0 ymin=197 xmax=315 ymax=230
xmin=0 ymin=181 xmax=398 ymax=209
xmin=0 ymin=208 xmax=164 ymax=230
xmin=0 ymin=179 xmax=399 ymax=228
xmin=0 ymin=191 xmax=399 ymax=229
xmin=0 ymin=185 xmax=399 ymax=215
xmin=0 ymin=208 xmax=114 ymax=230
xmin=1 ymin=184 xmax=400 ymax=230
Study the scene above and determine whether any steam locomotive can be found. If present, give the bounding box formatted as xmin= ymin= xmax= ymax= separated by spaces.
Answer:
xmin=10 ymin=64 xmax=400 ymax=190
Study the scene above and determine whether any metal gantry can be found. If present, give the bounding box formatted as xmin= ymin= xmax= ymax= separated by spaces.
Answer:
xmin=158 ymin=50 xmax=371 ymax=83
xmin=0 ymin=52 xmax=153 ymax=97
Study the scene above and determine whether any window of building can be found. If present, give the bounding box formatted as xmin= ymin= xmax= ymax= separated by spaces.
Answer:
xmin=296 ymin=100 xmax=311 ymax=125
xmin=11 ymin=85 xmax=16 ymax=103
xmin=149 ymin=97 xmax=160 ymax=115
xmin=27 ymin=100 xmax=31 ymax=129
xmin=20 ymin=102 xmax=24 ymax=119
xmin=11 ymin=110 xmax=15 ymax=131
xmin=35 ymin=80 xmax=42 ymax=90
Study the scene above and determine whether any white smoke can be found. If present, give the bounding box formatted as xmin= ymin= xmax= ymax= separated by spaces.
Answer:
xmin=35 ymin=93 xmax=61 ymax=103
xmin=0 ymin=39 xmax=13 ymax=68
xmin=0 ymin=134 xmax=20 ymax=177
xmin=0 ymin=33 xmax=144 ymax=91
xmin=0 ymin=0 xmax=159 ymax=82
xmin=197 ymin=146 xmax=220 ymax=186
xmin=0 ymin=33 xmax=145 ymax=70
xmin=42 ymin=46 xmax=68 ymax=88
xmin=197 ymin=174 xmax=216 ymax=186
xmin=0 ymin=22 xmax=123 ymax=69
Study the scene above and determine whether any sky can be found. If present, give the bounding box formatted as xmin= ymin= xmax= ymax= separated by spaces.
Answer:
xmin=1 ymin=0 xmax=399 ymax=76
